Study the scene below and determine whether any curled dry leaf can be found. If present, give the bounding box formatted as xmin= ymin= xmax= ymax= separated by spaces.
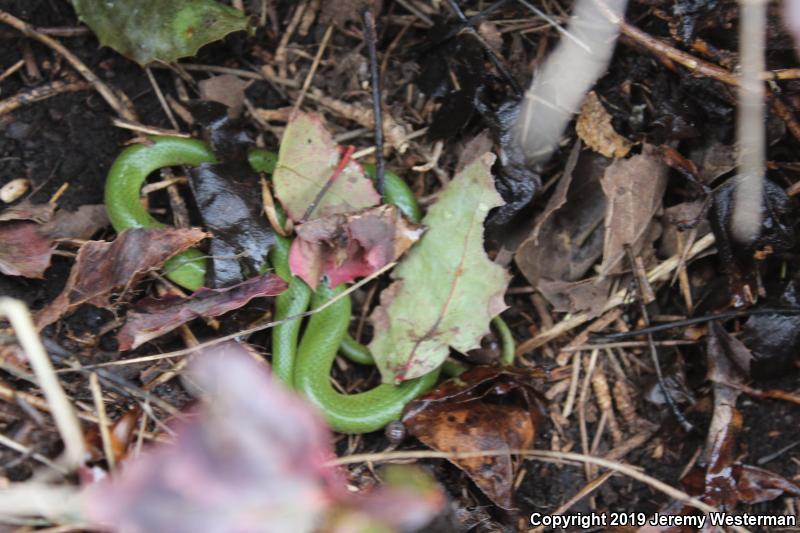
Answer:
xmin=515 ymin=144 xmax=608 ymax=287
xmin=0 ymin=204 xmax=109 ymax=279
xmin=288 ymin=204 xmax=424 ymax=290
xmin=402 ymin=366 xmax=547 ymax=509
xmin=35 ymin=227 xmax=207 ymax=329
xmin=82 ymin=344 xmax=444 ymax=533
xmin=272 ymin=112 xmax=380 ymax=222
xmin=576 ymin=91 xmax=633 ymax=158
xmin=117 ymin=273 xmax=287 ymax=350
xmin=369 ymin=152 xmax=510 ymax=382
xmin=599 ymin=144 xmax=668 ymax=276
xmin=0 ymin=221 xmax=54 ymax=278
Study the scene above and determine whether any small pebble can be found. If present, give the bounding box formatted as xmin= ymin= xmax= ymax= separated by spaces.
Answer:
xmin=0 ymin=178 xmax=30 ymax=203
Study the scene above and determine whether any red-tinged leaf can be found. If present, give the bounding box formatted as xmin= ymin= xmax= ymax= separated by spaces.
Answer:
xmin=0 ymin=221 xmax=54 ymax=278
xmin=288 ymin=204 xmax=424 ymax=289
xmin=402 ymin=367 xmax=546 ymax=509
xmin=272 ymin=112 xmax=380 ymax=222
xmin=117 ymin=273 xmax=287 ymax=350
xmin=0 ymin=201 xmax=55 ymax=223
xmin=81 ymin=343 xmax=444 ymax=533
xmin=36 ymin=227 xmax=207 ymax=329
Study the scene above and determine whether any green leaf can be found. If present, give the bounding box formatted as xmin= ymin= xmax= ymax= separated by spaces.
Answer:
xmin=369 ymin=153 xmax=510 ymax=383
xmin=71 ymin=0 xmax=248 ymax=66
xmin=273 ymin=112 xmax=380 ymax=222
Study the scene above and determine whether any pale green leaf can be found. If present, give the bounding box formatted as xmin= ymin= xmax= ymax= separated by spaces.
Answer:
xmin=273 ymin=112 xmax=380 ymax=222
xmin=72 ymin=0 xmax=248 ymax=66
xmin=369 ymin=153 xmax=510 ymax=383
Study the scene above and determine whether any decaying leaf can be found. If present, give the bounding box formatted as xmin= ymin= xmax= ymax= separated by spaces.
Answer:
xmin=72 ymin=0 xmax=249 ymax=66
xmin=198 ymin=75 xmax=249 ymax=117
xmin=272 ymin=112 xmax=380 ymax=222
xmin=39 ymin=204 xmax=110 ymax=240
xmin=537 ymin=277 xmax=613 ymax=319
xmin=117 ymin=273 xmax=287 ymax=350
xmin=36 ymin=228 xmax=207 ymax=329
xmin=0 ymin=201 xmax=55 ymax=223
xmin=599 ymin=144 xmax=668 ymax=276
xmin=0 ymin=204 xmax=109 ymax=279
xmin=0 ymin=221 xmax=55 ymax=278
xmin=515 ymin=143 xmax=608 ymax=287
xmin=576 ymin=91 xmax=633 ymax=158
xmin=402 ymin=367 xmax=546 ymax=509
xmin=288 ymin=204 xmax=424 ymax=290
xmin=642 ymin=324 xmax=800 ymax=531
xmin=369 ymin=152 xmax=510 ymax=382
xmin=82 ymin=344 xmax=444 ymax=533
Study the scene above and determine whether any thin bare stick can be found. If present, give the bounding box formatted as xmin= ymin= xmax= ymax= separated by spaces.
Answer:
xmin=292 ymin=24 xmax=333 ymax=113
xmin=88 ymin=373 xmax=115 ymax=470
xmin=0 ymin=9 xmax=137 ymax=121
xmin=0 ymin=298 xmax=86 ymax=469
xmin=0 ymin=432 xmax=68 ymax=475
xmin=363 ymin=9 xmax=386 ymax=196
xmin=329 ymin=449 xmax=724 ymax=517
xmin=0 ymin=80 xmax=90 ymax=116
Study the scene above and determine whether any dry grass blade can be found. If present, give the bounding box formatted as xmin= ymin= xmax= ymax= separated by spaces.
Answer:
xmin=0 ymin=298 xmax=86 ymax=470
xmin=330 ymin=449 xmax=743 ymax=526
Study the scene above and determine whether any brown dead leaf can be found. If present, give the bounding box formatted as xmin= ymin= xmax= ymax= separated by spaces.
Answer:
xmin=0 ymin=201 xmax=55 ymax=223
xmin=36 ymin=227 xmax=207 ymax=329
xmin=515 ymin=144 xmax=609 ymax=287
xmin=198 ymin=75 xmax=249 ymax=117
xmin=402 ymin=367 xmax=546 ymax=509
xmin=288 ymin=204 xmax=423 ymax=289
xmin=40 ymin=204 xmax=109 ymax=240
xmin=599 ymin=144 xmax=668 ymax=276
xmin=576 ymin=91 xmax=633 ymax=158
xmin=537 ymin=277 xmax=613 ymax=319
xmin=117 ymin=272 xmax=287 ymax=350
xmin=0 ymin=221 xmax=54 ymax=278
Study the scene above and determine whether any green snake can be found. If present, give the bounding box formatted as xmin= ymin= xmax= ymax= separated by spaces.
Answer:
xmin=104 ymin=135 xmax=511 ymax=433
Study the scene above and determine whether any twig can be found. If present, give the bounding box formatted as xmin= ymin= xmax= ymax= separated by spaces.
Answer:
xmin=88 ymin=373 xmax=115 ymax=470
xmin=293 ymin=24 xmax=333 ymax=113
xmin=0 ymin=298 xmax=86 ymax=469
xmin=0 ymin=59 xmax=24 ymax=83
xmin=0 ymin=80 xmax=90 ymax=116
xmin=275 ymin=0 xmax=308 ymax=79
xmin=362 ymin=9 xmax=386 ymax=196
xmin=0 ymin=432 xmax=68 ymax=475
xmin=0 ymin=9 xmax=137 ymax=121
xmin=111 ymin=118 xmax=190 ymax=138
xmin=625 ymin=245 xmax=693 ymax=432
xmin=329 ymin=449 xmax=728 ymax=519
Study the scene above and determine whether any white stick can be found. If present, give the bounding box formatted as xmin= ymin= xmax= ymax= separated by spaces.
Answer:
xmin=733 ymin=0 xmax=767 ymax=244
xmin=513 ymin=0 xmax=629 ymax=164
xmin=0 ymin=298 xmax=86 ymax=469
